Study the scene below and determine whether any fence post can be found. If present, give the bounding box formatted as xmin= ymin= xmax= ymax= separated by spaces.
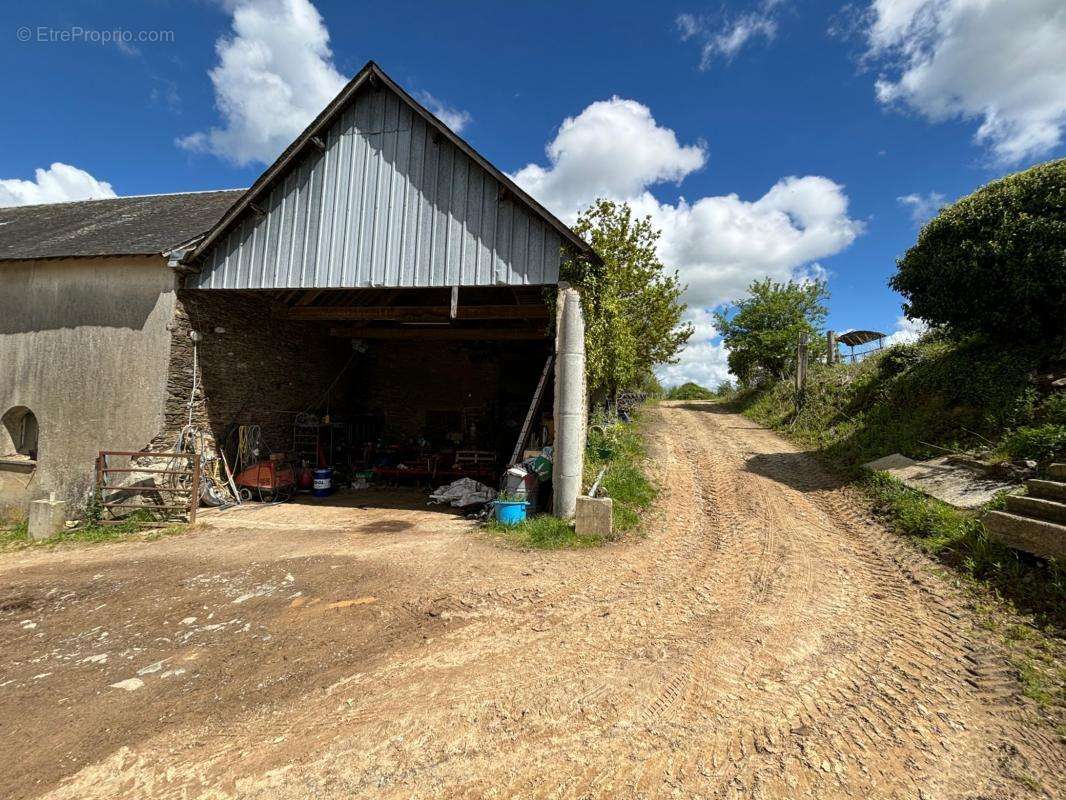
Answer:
xmin=826 ymin=330 xmax=837 ymax=365
xmin=796 ymin=332 xmax=809 ymax=406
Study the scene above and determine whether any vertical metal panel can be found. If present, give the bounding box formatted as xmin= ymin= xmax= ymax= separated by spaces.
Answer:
xmin=191 ymin=85 xmax=563 ymax=289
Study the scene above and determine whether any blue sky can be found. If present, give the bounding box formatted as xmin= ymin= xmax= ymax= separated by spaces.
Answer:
xmin=2 ymin=0 xmax=1063 ymax=386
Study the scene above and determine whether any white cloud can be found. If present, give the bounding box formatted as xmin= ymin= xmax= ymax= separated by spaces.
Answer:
xmin=885 ymin=315 xmax=929 ymax=345
xmin=178 ymin=0 xmax=473 ymax=166
xmin=511 ymin=99 xmax=861 ymax=311
xmin=0 ymin=163 xmax=116 ymax=207
xmin=897 ymin=190 xmax=946 ymax=225
xmin=655 ymin=309 xmax=733 ymax=389
xmin=863 ymin=0 xmax=1066 ymax=163
xmin=177 ymin=0 xmax=348 ymax=166
xmin=677 ymin=1 xmax=784 ymax=68
xmin=512 ymin=96 xmax=863 ymax=386
xmin=512 ymin=97 xmax=707 ymax=218
xmin=416 ymin=91 xmax=472 ymax=134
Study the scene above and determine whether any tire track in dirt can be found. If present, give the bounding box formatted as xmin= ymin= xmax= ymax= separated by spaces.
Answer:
xmin=40 ymin=403 xmax=1064 ymax=800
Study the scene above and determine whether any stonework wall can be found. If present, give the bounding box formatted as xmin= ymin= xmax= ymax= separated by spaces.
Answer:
xmin=155 ymin=289 xmax=352 ymax=458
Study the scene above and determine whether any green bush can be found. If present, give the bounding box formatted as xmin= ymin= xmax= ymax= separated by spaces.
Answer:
xmin=877 ymin=342 xmax=925 ymax=378
xmin=1002 ymin=424 xmax=1066 ymax=462
xmin=666 ymin=382 xmax=715 ymax=400
xmin=890 ymin=158 xmax=1066 ymax=341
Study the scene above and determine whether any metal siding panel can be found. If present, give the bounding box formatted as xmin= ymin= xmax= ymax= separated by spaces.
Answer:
xmin=389 ymin=103 xmax=413 ymax=287
xmin=266 ymin=182 xmax=284 ymax=286
xmin=324 ymin=111 xmax=350 ymax=286
xmin=341 ymin=98 xmax=371 ymax=287
xmin=431 ymin=142 xmax=451 ymax=286
xmin=544 ymin=230 xmax=562 ymax=284
xmin=510 ymin=207 xmax=529 ymax=286
xmin=312 ymin=126 xmax=338 ymax=286
xmin=448 ymin=150 xmax=468 ymax=286
xmin=528 ymin=217 xmax=545 ymax=285
xmin=304 ymin=155 xmax=325 ymax=287
xmin=477 ymin=173 xmax=497 ymax=285
xmin=279 ymin=171 xmax=298 ymax=286
xmin=373 ymin=93 xmax=399 ymax=286
xmin=465 ymin=160 xmax=483 ymax=284
xmin=194 ymin=84 xmax=566 ymax=290
xmin=494 ymin=199 xmax=512 ymax=285
xmin=234 ymin=217 xmax=250 ymax=289
xmin=249 ymin=209 xmax=266 ymax=288
xmin=400 ymin=113 xmax=426 ymax=287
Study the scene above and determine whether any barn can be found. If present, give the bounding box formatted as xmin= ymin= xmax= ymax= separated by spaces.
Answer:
xmin=0 ymin=61 xmax=591 ymax=523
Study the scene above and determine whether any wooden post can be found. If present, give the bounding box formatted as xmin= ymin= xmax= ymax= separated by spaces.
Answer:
xmin=796 ymin=332 xmax=809 ymax=405
xmin=826 ymin=330 xmax=837 ymax=365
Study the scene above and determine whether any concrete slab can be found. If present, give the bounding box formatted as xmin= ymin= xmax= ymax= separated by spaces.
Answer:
xmin=575 ymin=496 xmax=613 ymax=539
xmin=864 ymin=454 xmax=1018 ymax=509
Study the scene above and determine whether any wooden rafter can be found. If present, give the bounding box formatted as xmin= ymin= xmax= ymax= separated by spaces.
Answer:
xmin=278 ymin=304 xmax=548 ymax=322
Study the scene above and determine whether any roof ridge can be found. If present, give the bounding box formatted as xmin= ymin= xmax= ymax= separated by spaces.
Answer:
xmin=0 ymin=188 xmax=248 ymax=213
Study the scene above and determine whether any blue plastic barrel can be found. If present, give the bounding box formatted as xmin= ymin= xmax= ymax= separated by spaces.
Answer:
xmin=494 ymin=500 xmax=528 ymax=526
xmin=312 ymin=467 xmax=333 ymax=497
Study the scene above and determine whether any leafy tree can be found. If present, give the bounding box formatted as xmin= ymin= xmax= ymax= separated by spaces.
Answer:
xmin=564 ymin=200 xmax=692 ymax=401
xmin=713 ymin=278 xmax=829 ymax=387
xmin=890 ymin=158 xmax=1066 ymax=342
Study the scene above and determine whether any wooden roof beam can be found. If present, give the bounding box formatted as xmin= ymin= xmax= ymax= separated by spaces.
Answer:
xmin=329 ymin=327 xmax=548 ymax=340
xmin=276 ymin=304 xmax=548 ymax=321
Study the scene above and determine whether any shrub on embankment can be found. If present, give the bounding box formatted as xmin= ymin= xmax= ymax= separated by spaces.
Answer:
xmin=736 ymin=333 xmax=1065 ymax=472
xmin=891 ymin=158 xmax=1066 ymax=342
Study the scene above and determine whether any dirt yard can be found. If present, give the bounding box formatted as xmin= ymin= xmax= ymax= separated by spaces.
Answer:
xmin=1 ymin=403 xmax=1062 ymax=799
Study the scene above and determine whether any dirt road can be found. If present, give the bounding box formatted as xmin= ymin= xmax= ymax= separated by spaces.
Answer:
xmin=1 ymin=403 xmax=1062 ymax=799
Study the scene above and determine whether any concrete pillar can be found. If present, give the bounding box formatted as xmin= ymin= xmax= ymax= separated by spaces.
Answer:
xmin=553 ymin=285 xmax=586 ymax=518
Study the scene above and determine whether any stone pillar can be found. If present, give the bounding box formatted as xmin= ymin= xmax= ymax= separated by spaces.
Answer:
xmin=553 ymin=285 xmax=586 ymax=518
xmin=29 ymin=495 xmax=66 ymax=541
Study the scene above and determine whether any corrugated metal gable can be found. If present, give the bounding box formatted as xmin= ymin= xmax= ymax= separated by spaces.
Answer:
xmin=191 ymin=86 xmax=563 ymax=290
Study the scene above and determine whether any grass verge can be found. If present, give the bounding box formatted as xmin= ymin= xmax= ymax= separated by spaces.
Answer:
xmin=0 ymin=509 xmax=189 ymax=552
xmin=486 ymin=410 xmax=657 ymax=550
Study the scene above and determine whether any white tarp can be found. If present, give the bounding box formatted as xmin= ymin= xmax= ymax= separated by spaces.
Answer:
xmin=428 ymin=478 xmax=496 ymax=508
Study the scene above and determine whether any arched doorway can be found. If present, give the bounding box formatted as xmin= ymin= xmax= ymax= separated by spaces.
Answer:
xmin=1 ymin=406 xmax=38 ymax=461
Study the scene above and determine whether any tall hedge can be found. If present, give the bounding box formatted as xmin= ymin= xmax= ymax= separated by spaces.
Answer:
xmin=890 ymin=159 xmax=1066 ymax=341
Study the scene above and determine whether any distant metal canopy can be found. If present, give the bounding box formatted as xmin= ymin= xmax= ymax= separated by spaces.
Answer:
xmin=838 ymin=330 xmax=885 ymax=347
xmin=185 ymin=61 xmax=596 ymax=290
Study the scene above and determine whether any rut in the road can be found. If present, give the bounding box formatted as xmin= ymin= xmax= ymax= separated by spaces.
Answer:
xmin=46 ymin=403 xmax=1064 ymax=800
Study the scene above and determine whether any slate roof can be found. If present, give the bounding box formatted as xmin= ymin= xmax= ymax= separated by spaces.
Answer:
xmin=0 ymin=189 xmax=245 ymax=262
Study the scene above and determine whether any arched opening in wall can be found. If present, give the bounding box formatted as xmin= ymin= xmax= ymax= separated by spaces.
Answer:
xmin=1 ymin=407 xmax=38 ymax=461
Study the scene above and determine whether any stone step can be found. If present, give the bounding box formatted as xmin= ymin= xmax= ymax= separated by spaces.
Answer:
xmin=1026 ymin=478 xmax=1066 ymax=502
xmin=983 ymin=511 xmax=1066 ymax=561
xmin=1049 ymin=463 xmax=1066 ymax=480
xmin=1006 ymin=494 xmax=1066 ymax=525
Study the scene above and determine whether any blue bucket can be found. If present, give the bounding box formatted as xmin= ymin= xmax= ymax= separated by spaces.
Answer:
xmin=494 ymin=500 xmax=529 ymax=526
xmin=312 ymin=467 xmax=333 ymax=498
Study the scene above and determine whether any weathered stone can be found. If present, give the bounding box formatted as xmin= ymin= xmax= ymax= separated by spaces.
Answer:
xmin=575 ymin=496 xmax=612 ymax=539
xmin=983 ymin=510 xmax=1066 ymax=560
xmin=28 ymin=497 xmax=66 ymax=541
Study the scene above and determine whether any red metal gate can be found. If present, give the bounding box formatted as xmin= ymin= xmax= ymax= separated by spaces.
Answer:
xmin=94 ymin=450 xmax=201 ymax=524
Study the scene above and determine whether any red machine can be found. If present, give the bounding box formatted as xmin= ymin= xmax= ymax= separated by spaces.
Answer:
xmin=234 ymin=460 xmax=296 ymax=501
